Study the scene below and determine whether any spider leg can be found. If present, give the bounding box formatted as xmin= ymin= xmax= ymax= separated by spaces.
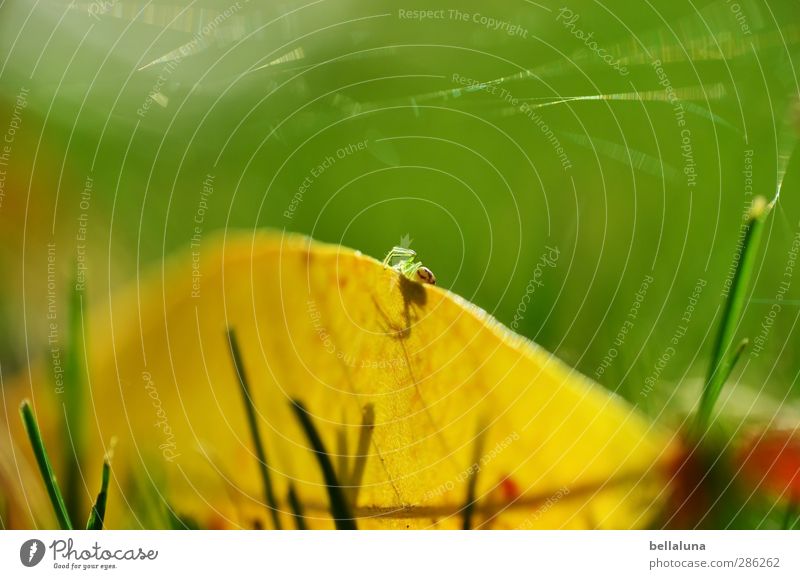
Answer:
xmin=397 ymin=260 xmax=422 ymax=278
xmin=383 ymin=246 xmax=417 ymax=267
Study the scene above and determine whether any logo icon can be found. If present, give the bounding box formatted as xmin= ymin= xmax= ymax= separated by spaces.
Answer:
xmin=19 ymin=539 xmax=45 ymax=567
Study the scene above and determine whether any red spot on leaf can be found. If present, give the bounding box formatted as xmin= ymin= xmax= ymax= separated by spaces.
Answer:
xmin=499 ymin=475 xmax=521 ymax=502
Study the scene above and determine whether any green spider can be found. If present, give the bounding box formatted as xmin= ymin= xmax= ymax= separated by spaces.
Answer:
xmin=382 ymin=246 xmax=437 ymax=285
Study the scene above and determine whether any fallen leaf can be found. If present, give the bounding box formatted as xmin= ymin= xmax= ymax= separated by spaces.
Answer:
xmin=2 ymin=232 xmax=678 ymax=529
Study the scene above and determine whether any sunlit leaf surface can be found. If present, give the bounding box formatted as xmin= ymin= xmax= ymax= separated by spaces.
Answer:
xmin=3 ymin=233 xmax=676 ymax=529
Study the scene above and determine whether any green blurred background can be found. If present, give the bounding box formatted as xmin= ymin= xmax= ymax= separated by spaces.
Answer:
xmin=1 ymin=0 xmax=799 ymax=425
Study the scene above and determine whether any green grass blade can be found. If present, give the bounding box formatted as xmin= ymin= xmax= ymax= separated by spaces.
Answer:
xmin=290 ymin=400 xmax=357 ymax=530
xmin=19 ymin=400 xmax=73 ymax=530
xmin=64 ymin=280 xmax=87 ymax=522
xmin=225 ymin=328 xmax=282 ymax=530
xmin=696 ymin=197 xmax=770 ymax=434
xmin=85 ymin=458 xmax=110 ymax=530
xmin=724 ymin=338 xmax=749 ymax=383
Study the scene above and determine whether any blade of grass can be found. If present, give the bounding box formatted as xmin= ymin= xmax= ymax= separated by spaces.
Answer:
xmin=336 ymin=420 xmax=348 ymax=487
xmin=19 ymin=400 xmax=73 ymax=529
xmin=696 ymin=197 xmax=770 ymax=435
xmin=462 ymin=422 xmax=487 ymax=530
xmin=225 ymin=328 xmax=282 ymax=529
xmin=64 ymin=279 xmax=86 ymax=522
xmin=287 ymin=483 xmax=307 ymax=530
xmin=724 ymin=338 xmax=749 ymax=382
xmin=290 ymin=399 xmax=357 ymax=530
xmin=347 ymin=403 xmax=375 ymax=508
xmin=85 ymin=458 xmax=110 ymax=530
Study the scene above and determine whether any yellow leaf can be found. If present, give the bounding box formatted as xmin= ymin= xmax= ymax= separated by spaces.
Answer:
xmin=3 ymin=232 xmax=678 ymax=529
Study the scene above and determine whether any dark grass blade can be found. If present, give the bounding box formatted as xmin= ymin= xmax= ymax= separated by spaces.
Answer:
xmin=696 ymin=197 xmax=770 ymax=435
xmin=19 ymin=400 xmax=73 ymax=530
xmin=347 ymin=403 xmax=375 ymax=508
xmin=85 ymin=458 xmax=111 ymax=530
xmin=290 ymin=400 xmax=356 ymax=530
xmin=64 ymin=281 xmax=87 ymax=522
xmin=336 ymin=424 xmax=348 ymax=487
xmin=225 ymin=328 xmax=282 ymax=529
xmin=287 ymin=483 xmax=307 ymax=530
xmin=462 ymin=423 xmax=487 ymax=530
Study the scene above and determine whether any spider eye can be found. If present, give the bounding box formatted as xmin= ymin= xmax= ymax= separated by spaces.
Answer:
xmin=417 ymin=267 xmax=436 ymax=285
